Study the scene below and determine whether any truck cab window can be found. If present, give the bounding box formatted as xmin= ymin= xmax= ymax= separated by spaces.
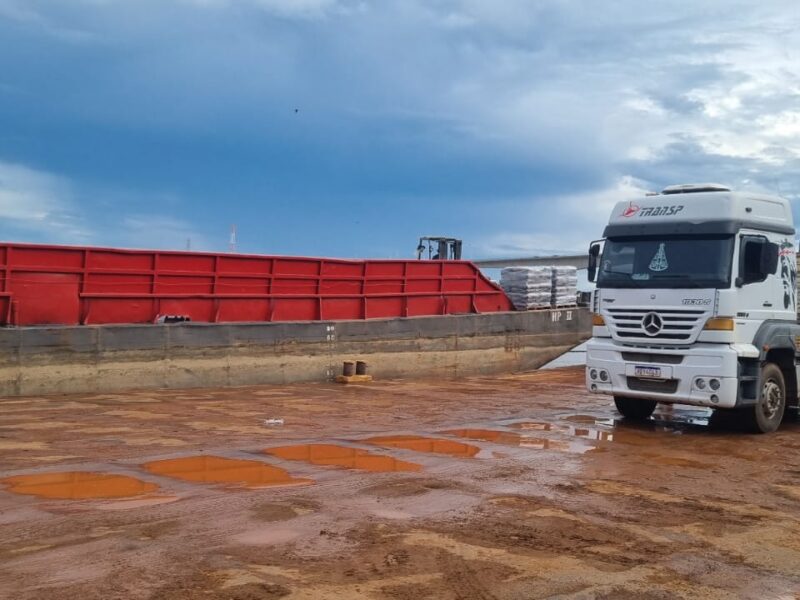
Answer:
xmin=741 ymin=238 xmax=763 ymax=282
xmin=597 ymin=235 xmax=735 ymax=289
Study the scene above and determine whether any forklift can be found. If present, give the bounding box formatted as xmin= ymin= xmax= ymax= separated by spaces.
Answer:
xmin=416 ymin=237 xmax=463 ymax=260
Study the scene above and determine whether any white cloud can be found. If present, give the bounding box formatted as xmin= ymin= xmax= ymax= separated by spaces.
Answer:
xmin=474 ymin=176 xmax=653 ymax=257
xmin=758 ymin=111 xmax=800 ymax=141
xmin=0 ymin=160 xmax=211 ymax=251
xmin=0 ymin=161 xmax=91 ymax=242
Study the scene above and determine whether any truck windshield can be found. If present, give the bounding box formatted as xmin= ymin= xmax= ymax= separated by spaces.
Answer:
xmin=597 ymin=235 xmax=734 ymax=289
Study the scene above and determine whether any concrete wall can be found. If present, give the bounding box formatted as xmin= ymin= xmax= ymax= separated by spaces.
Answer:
xmin=0 ymin=308 xmax=591 ymax=396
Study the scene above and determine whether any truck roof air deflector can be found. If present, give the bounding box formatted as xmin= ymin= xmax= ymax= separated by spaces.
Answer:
xmin=661 ymin=183 xmax=731 ymax=195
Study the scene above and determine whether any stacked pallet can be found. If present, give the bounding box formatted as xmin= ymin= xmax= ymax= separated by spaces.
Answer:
xmin=552 ymin=266 xmax=578 ymax=307
xmin=500 ymin=267 xmax=553 ymax=310
xmin=500 ymin=266 xmax=579 ymax=310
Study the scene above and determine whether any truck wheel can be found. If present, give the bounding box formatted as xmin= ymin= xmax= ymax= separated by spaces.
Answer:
xmin=613 ymin=396 xmax=657 ymax=420
xmin=747 ymin=362 xmax=786 ymax=434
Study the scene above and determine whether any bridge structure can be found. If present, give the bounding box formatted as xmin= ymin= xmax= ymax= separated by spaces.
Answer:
xmin=472 ymin=254 xmax=590 ymax=270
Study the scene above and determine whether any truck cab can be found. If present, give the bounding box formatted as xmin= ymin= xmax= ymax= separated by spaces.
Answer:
xmin=586 ymin=183 xmax=798 ymax=432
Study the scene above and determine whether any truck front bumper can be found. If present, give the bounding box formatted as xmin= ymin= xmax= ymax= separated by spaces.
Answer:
xmin=585 ymin=339 xmax=739 ymax=409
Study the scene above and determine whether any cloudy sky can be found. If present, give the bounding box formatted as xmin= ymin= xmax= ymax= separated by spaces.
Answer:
xmin=1 ymin=0 xmax=798 ymax=258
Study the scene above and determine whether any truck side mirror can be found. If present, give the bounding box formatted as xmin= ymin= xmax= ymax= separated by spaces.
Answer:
xmin=587 ymin=242 xmax=602 ymax=283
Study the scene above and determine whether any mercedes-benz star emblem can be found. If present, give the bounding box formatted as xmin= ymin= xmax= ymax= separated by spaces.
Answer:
xmin=641 ymin=312 xmax=663 ymax=336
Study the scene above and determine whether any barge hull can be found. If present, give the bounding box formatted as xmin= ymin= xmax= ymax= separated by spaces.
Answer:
xmin=0 ymin=309 xmax=590 ymax=396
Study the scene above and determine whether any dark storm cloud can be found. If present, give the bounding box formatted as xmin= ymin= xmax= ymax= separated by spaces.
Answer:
xmin=0 ymin=0 xmax=797 ymax=255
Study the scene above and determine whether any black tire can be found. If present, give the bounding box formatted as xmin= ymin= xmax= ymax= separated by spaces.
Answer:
xmin=746 ymin=362 xmax=786 ymax=434
xmin=614 ymin=396 xmax=657 ymax=420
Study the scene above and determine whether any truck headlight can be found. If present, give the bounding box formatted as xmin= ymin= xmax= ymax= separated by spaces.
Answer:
xmin=704 ymin=317 xmax=734 ymax=331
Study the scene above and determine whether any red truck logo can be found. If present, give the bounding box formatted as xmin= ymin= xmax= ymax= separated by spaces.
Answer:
xmin=621 ymin=202 xmax=640 ymax=217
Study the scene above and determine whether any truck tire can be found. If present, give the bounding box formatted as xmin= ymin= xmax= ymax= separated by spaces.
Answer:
xmin=614 ymin=396 xmax=657 ymax=420
xmin=746 ymin=362 xmax=786 ymax=434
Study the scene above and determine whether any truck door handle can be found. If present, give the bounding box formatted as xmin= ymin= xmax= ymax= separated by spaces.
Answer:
xmin=763 ymin=302 xmax=773 ymax=307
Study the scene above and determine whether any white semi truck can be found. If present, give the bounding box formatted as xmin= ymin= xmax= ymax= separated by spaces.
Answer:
xmin=586 ymin=183 xmax=798 ymax=433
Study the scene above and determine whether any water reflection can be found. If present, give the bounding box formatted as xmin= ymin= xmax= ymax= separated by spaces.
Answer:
xmin=265 ymin=444 xmax=422 ymax=472
xmin=1 ymin=471 xmax=158 ymax=500
xmin=362 ymin=435 xmax=480 ymax=458
xmin=143 ymin=455 xmax=312 ymax=488
xmin=443 ymin=428 xmax=596 ymax=454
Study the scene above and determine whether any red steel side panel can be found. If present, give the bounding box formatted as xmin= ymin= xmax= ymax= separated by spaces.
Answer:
xmin=12 ymin=272 xmax=81 ymax=325
xmin=0 ymin=242 xmax=512 ymax=326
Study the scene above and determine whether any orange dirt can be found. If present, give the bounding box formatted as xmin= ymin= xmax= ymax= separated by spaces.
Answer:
xmin=1 ymin=367 xmax=800 ymax=599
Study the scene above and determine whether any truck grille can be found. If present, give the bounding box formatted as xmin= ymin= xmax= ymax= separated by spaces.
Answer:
xmin=620 ymin=352 xmax=683 ymax=365
xmin=626 ymin=377 xmax=679 ymax=394
xmin=605 ymin=308 xmax=706 ymax=344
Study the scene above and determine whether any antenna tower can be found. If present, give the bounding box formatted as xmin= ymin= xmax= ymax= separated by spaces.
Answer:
xmin=229 ymin=225 xmax=238 ymax=253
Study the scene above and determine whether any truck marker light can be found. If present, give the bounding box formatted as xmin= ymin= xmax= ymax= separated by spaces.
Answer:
xmin=592 ymin=314 xmax=605 ymax=326
xmin=704 ymin=317 xmax=734 ymax=331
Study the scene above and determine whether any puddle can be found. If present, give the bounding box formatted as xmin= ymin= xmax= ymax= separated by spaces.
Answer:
xmin=442 ymin=428 xmax=598 ymax=453
xmin=561 ymin=414 xmax=605 ymax=424
xmin=265 ymin=444 xmax=422 ymax=472
xmin=361 ymin=435 xmax=480 ymax=458
xmin=568 ymin=426 xmax=614 ymax=442
xmin=441 ymin=429 xmax=526 ymax=445
xmin=142 ymin=456 xmax=313 ymax=489
xmin=1 ymin=471 xmax=158 ymax=500
xmin=508 ymin=421 xmax=613 ymax=442
xmin=564 ymin=407 xmax=716 ymax=435
xmin=507 ymin=421 xmax=558 ymax=432
xmin=515 ymin=437 xmax=596 ymax=454
xmin=564 ymin=407 xmax=713 ymax=432
xmin=653 ymin=406 xmax=712 ymax=428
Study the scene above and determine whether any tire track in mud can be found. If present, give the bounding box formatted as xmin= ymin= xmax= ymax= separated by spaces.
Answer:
xmin=438 ymin=555 xmax=499 ymax=600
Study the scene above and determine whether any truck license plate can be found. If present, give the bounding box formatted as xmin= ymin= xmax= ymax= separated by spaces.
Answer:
xmin=634 ymin=366 xmax=662 ymax=379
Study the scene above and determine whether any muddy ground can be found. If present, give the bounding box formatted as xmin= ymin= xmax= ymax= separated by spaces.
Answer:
xmin=2 ymin=367 xmax=800 ymax=599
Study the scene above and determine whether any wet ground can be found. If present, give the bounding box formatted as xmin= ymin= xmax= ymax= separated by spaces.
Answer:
xmin=2 ymin=367 xmax=800 ymax=599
